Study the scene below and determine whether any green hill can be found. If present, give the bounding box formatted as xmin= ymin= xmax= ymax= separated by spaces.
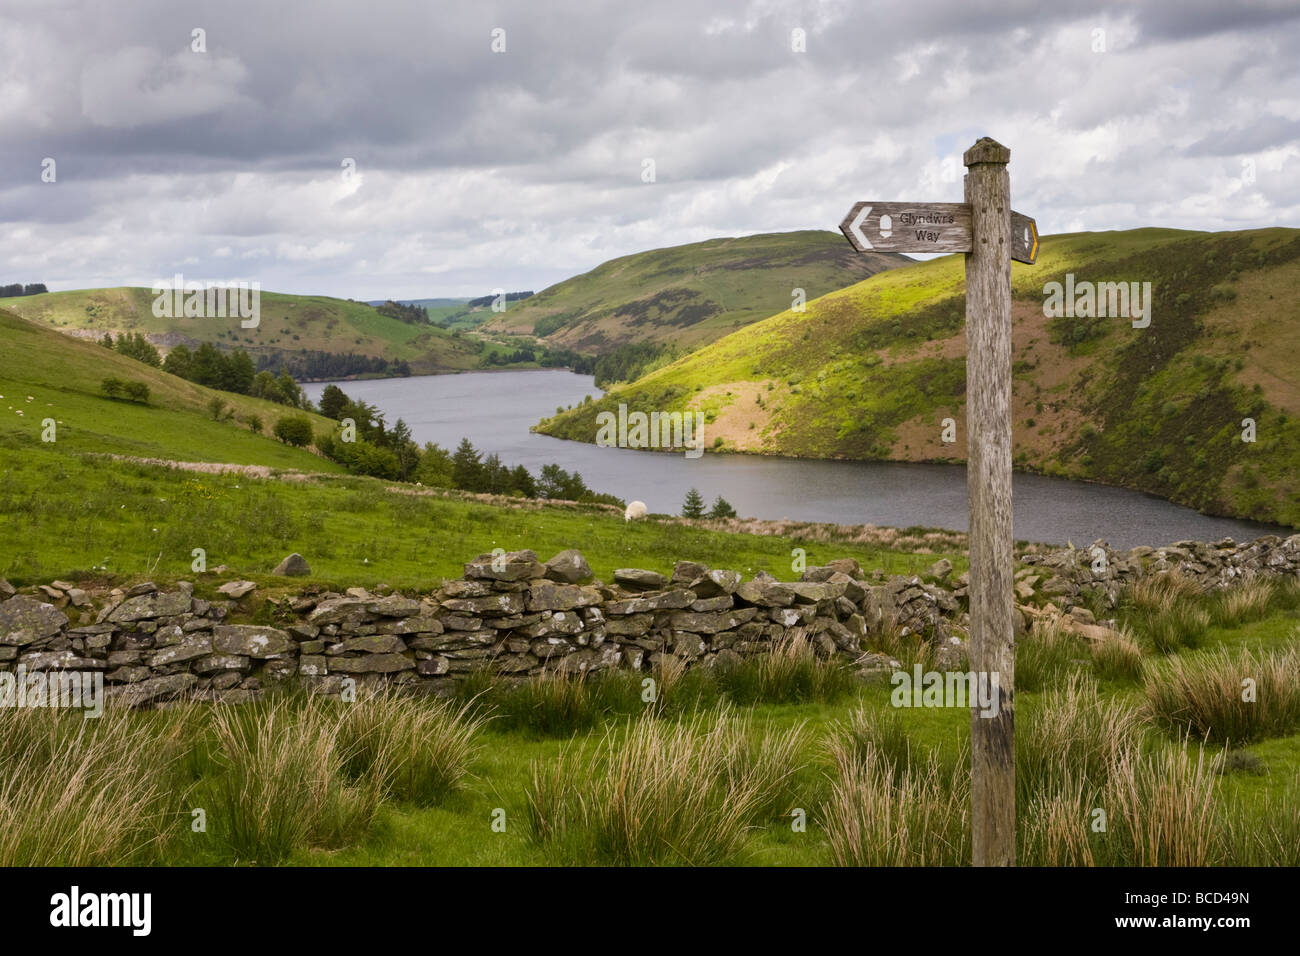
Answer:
xmin=537 ymin=227 xmax=1300 ymax=528
xmin=2 ymin=287 xmax=489 ymax=378
xmin=0 ymin=307 xmax=343 ymax=470
xmin=483 ymin=230 xmax=908 ymax=354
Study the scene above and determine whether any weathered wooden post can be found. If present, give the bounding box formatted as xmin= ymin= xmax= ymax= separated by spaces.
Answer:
xmin=962 ymin=137 xmax=1015 ymax=867
xmin=839 ymin=136 xmax=1032 ymax=867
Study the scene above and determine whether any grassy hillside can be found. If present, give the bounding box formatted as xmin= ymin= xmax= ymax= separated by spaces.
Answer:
xmin=0 ymin=303 xmax=957 ymax=586
xmin=537 ymin=227 xmax=1300 ymax=528
xmin=0 ymin=307 xmax=343 ymax=470
xmin=483 ymin=230 xmax=908 ymax=354
xmin=3 ymin=287 xmax=489 ymax=377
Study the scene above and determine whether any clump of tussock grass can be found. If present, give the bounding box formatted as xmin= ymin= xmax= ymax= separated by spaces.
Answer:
xmin=1128 ymin=571 xmax=1205 ymax=613
xmin=0 ymin=705 xmax=194 ymax=866
xmin=1106 ymin=743 xmax=1222 ymax=866
xmin=716 ymin=635 xmax=856 ymax=705
xmin=207 ymin=697 xmax=381 ymax=863
xmin=826 ymin=707 xmax=915 ymax=785
xmin=1209 ymin=576 xmax=1277 ymax=628
xmin=1120 ymin=572 xmax=1211 ymax=653
xmin=1090 ymin=629 xmax=1145 ymax=683
xmin=524 ymin=708 xmax=807 ymax=865
xmin=822 ymin=734 xmax=970 ymax=867
xmin=1016 ymin=673 xmax=1141 ymax=805
xmin=1020 ymin=741 xmax=1223 ymax=868
xmin=1017 ymin=618 xmax=1090 ymax=692
xmin=1142 ymin=645 xmax=1300 ymax=743
xmin=485 ymin=669 xmax=640 ymax=737
xmin=649 ymin=657 xmax=725 ymax=717
xmin=336 ymin=689 xmax=484 ymax=804
xmin=453 ymin=667 xmax=649 ymax=736
xmin=1270 ymin=576 xmax=1300 ymax=612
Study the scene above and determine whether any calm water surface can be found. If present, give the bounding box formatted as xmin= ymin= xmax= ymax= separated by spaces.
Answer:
xmin=304 ymin=370 xmax=1288 ymax=549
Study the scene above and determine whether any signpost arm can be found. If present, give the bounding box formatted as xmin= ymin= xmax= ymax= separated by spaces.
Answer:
xmin=962 ymin=137 xmax=1016 ymax=867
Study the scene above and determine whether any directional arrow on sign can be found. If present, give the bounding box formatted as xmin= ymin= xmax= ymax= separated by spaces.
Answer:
xmin=1010 ymin=210 xmax=1038 ymax=264
xmin=839 ymin=201 xmax=972 ymax=254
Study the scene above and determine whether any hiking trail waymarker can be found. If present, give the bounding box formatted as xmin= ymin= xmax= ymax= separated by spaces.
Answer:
xmin=839 ymin=138 xmax=1035 ymax=867
xmin=839 ymin=200 xmax=1037 ymax=264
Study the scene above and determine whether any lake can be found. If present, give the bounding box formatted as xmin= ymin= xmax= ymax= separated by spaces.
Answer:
xmin=303 ymin=370 xmax=1288 ymax=549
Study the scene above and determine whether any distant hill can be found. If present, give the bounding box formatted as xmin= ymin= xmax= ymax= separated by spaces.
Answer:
xmin=0 ymin=307 xmax=343 ymax=469
xmin=537 ymin=227 xmax=1300 ymax=528
xmin=3 ymin=288 xmax=490 ymax=379
xmin=482 ymin=230 xmax=909 ymax=354
xmin=363 ymin=297 xmax=471 ymax=308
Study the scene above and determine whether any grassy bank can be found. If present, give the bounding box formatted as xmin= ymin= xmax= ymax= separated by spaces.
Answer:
xmin=0 ymin=441 xmax=962 ymax=588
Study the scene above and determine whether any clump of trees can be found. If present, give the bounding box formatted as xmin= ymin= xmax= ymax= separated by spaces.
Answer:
xmin=468 ymin=290 xmax=533 ymax=308
xmin=682 ymin=487 xmax=736 ymax=519
xmin=160 ymin=343 xmax=308 ymax=408
xmin=102 ymin=332 xmax=162 ymax=367
xmin=273 ymin=415 xmax=314 ymax=447
xmin=374 ymin=300 xmax=428 ymax=325
xmin=100 ymin=377 xmax=150 ymax=403
xmin=0 ymin=283 xmax=47 ymax=297
xmin=258 ymin=351 xmax=409 ymax=380
xmin=477 ymin=343 xmax=594 ymax=373
xmin=592 ymin=342 xmax=676 ymax=387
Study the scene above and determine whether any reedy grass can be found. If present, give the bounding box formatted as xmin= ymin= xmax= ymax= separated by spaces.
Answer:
xmin=716 ymin=635 xmax=856 ymax=705
xmin=336 ymin=689 xmax=484 ymax=804
xmin=1016 ymin=618 xmax=1089 ymax=692
xmin=823 ymin=736 xmax=970 ymax=867
xmin=1219 ymin=773 xmax=1300 ymax=866
xmin=1016 ymin=673 xmax=1141 ymax=806
xmin=1106 ymin=743 xmax=1222 ymax=866
xmin=524 ymin=708 xmax=807 ymax=865
xmin=864 ymin=622 xmax=939 ymax=671
xmin=1019 ymin=771 xmax=1100 ymax=867
xmin=1089 ymin=629 xmax=1145 ymax=683
xmin=1120 ymin=572 xmax=1212 ymax=653
xmin=207 ymin=697 xmax=380 ymax=863
xmin=1210 ymin=576 xmax=1278 ymax=628
xmin=457 ymin=641 xmax=854 ymax=737
xmin=825 ymin=707 xmax=916 ymax=786
xmin=0 ymin=705 xmax=192 ymax=866
xmin=1142 ymin=644 xmax=1300 ymax=743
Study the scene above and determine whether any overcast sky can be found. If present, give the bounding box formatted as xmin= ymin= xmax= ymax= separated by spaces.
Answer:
xmin=3 ymin=0 xmax=1299 ymax=300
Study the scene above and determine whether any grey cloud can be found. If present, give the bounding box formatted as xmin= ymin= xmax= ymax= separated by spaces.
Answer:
xmin=1 ymin=0 xmax=1297 ymax=299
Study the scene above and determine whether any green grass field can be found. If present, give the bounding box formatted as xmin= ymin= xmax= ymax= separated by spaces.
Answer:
xmin=0 ymin=444 xmax=960 ymax=589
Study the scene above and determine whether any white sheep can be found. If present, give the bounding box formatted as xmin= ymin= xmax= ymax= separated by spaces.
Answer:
xmin=624 ymin=500 xmax=647 ymax=522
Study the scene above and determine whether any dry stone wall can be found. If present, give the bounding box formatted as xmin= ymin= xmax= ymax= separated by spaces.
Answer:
xmin=1 ymin=533 xmax=1298 ymax=708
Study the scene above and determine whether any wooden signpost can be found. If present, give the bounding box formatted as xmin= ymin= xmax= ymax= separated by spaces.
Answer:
xmin=839 ymin=137 xmax=1030 ymax=867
